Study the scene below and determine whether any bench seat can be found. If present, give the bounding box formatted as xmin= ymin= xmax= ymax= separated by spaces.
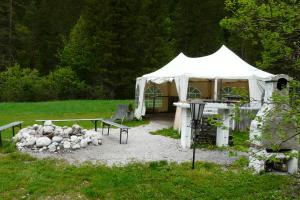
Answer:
xmin=101 ymin=119 xmax=130 ymax=144
xmin=0 ymin=121 xmax=23 ymax=146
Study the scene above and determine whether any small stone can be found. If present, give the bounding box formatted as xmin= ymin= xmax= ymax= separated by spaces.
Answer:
xmin=36 ymin=137 xmax=51 ymax=147
xmin=63 ymin=141 xmax=71 ymax=149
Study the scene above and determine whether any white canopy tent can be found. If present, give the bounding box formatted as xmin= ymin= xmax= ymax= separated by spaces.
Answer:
xmin=135 ymin=45 xmax=273 ymax=119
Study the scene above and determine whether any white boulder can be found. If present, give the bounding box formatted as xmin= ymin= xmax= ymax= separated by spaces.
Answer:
xmin=63 ymin=127 xmax=73 ymax=137
xmin=54 ymin=127 xmax=63 ymax=136
xmin=24 ymin=136 xmax=36 ymax=147
xmin=52 ymin=136 xmax=63 ymax=143
xmin=63 ymin=141 xmax=71 ymax=149
xmin=36 ymin=137 xmax=51 ymax=147
xmin=43 ymin=126 xmax=54 ymax=135
xmin=70 ymin=135 xmax=78 ymax=143
xmin=48 ymin=142 xmax=58 ymax=152
xmin=80 ymin=139 xmax=89 ymax=148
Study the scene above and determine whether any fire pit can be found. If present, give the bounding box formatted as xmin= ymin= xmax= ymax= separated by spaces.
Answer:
xmin=13 ymin=120 xmax=102 ymax=152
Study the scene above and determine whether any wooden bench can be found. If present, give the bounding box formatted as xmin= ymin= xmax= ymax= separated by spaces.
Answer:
xmin=101 ymin=119 xmax=130 ymax=144
xmin=0 ymin=121 xmax=23 ymax=146
xmin=36 ymin=118 xmax=103 ymax=131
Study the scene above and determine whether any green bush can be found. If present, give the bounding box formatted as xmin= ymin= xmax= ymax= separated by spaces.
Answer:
xmin=0 ymin=65 xmax=105 ymax=101
xmin=47 ymin=67 xmax=90 ymax=99
xmin=0 ymin=64 xmax=45 ymax=101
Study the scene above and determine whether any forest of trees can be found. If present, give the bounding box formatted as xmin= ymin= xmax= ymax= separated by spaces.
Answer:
xmin=0 ymin=0 xmax=299 ymax=101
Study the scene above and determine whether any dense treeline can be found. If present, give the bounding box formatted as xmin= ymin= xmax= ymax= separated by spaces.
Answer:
xmin=0 ymin=0 xmax=299 ymax=101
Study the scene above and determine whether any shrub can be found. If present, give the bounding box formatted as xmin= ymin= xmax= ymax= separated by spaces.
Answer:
xmin=0 ymin=64 xmax=45 ymax=101
xmin=47 ymin=67 xmax=90 ymax=99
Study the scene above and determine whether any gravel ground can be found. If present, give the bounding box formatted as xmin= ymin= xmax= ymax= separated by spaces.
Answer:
xmin=28 ymin=119 xmax=247 ymax=166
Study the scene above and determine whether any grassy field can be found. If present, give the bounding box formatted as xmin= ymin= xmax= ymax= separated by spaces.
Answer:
xmin=0 ymin=153 xmax=299 ymax=200
xmin=0 ymin=100 xmax=149 ymax=143
xmin=0 ymin=100 xmax=299 ymax=199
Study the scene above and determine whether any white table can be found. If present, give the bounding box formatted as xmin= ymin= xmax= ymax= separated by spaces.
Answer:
xmin=174 ymin=102 xmax=258 ymax=149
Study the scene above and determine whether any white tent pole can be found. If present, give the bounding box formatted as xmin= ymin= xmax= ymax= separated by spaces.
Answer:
xmin=214 ymin=78 xmax=218 ymax=101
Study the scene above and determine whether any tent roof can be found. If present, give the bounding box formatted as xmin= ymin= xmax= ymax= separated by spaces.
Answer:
xmin=141 ymin=45 xmax=273 ymax=83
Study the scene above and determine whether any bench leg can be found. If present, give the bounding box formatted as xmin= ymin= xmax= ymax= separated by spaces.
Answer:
xmin=94 ymin=121 xmax=97 ymax=131
xmin=102 ymin=123 xmax=110 ymax=136
xmin=12 ymin=126 xmax=15 ymax=137
xmin=120 ymin=128 xmax=128 ymax=144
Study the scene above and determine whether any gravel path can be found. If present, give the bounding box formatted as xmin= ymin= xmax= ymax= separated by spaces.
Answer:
xmin=28 ymin=119 xmax=247 ymax=166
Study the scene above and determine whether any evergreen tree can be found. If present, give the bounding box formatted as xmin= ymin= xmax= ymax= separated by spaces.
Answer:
xmin=61 ymin=0 xmax=173 ymax=98
xmin=173 ymin=0 xmax=225 ymax=56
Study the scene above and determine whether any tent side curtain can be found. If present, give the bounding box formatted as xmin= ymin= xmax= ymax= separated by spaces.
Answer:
xmin=248 ymin=77 xmax=264 ymax=107
xmin=174 ymin=76 xmax=189 ymax=101
xmin=134 ymin=78 xmax=146 ymax=119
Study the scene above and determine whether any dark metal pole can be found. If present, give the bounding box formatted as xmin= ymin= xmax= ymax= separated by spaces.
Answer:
xmin=192 ymin=142 xmax=196 ymax=169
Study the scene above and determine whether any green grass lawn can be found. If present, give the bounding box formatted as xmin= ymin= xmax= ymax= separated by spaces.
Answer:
xmin=0 ymin=153 xmax=299 ymax=200
xmin=150 ymin=128 xmax=180 ymax=139
xmin=0 ymin=100 xmax=299 ymax=199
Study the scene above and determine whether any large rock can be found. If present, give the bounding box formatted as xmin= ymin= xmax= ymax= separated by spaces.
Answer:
xmin=63 ymin=127 xmax=73 ymax=137
xmin=72 ymin=124 xmax=81 ymax=135
xmin=13 ymin=128 xmax=33 ymax=142
xmin=24 ymin=136 xmax=36 ymax=147
xmin=52 ymin=136 xmax=63 ymax=143
xmin=43 ymin=126 xmax=54 ymax=135
xmin=80 ymin=138 xmax=89 ymax=148
xmin=70 ymin=135 xmax=79 ymax=143
xmin=36 ymin=137 xmax=51 ymax=147
xmin=54 ymin=127 xmax=63 ymax=136
xmin=63 ymin=141 xmax=71 ymax=149
xmin=48 ymin=142 xmax=58 ymax=152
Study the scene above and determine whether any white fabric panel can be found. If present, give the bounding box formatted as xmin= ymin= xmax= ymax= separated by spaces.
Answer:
xmin=173 ymin=76 xmax=189 ymax=132
xmin=134 ymin=78 xmax=146 ymax=119
xmin=249 ymin=77 xmax=264 ymax=107
xmin=175 ymin=76 xmax=189 ymax=101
